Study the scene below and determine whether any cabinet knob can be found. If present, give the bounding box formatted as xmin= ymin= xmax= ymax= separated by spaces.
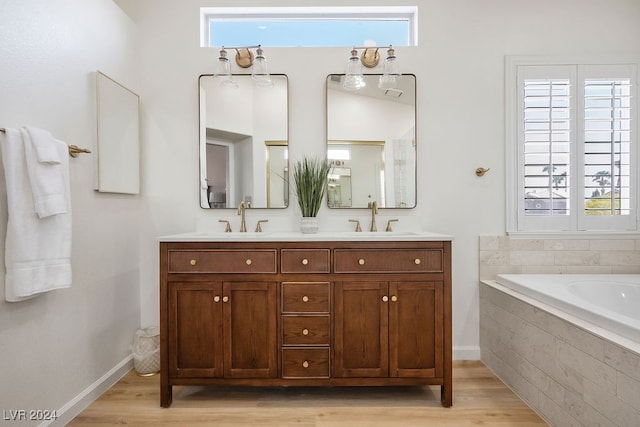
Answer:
xmin=302 ymin=360 xmax=309 ymax=368
xmin=302 ymin=328 xmax=309 ymax=336
xmin=382 ymin=295 xmax=389 ymax=302
xmin=222 ymin=296 xmax=229 ymax=303
xmin=414 ymin=258 xmax=421 ymax=265
xmin=391 ymin=295 xmax=398 ymax=302
xmin=358 ymin=258 xmax=365 ymax=265
xmin=301 ymin=258 xmax=309 ymax=265
xmin=302 ymin=295 xmax=309 ymax=302
xmin=245 ymin=259 xmax=252 ymax=265
xmin=213 ymin=296 xmax=220 ymax=303
xmin=190 ymin=259 xmax=197 ymax=266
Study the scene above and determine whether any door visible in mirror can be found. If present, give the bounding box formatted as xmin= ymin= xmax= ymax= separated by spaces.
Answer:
xmin=199 ymin=74 xmax=289 ymax=209
xmin=326 ymin=74 xmax=416 ymax=208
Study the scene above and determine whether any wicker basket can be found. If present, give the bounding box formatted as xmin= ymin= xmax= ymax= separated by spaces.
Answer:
xmin=132 ymin=326 xmax=160 ymax=376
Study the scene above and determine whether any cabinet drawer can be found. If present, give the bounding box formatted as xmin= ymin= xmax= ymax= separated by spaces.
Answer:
xmin=281 ymin=282 xmax=330 ymax=313
xmin=334 ymin=249 xmax=443 ymax=273
xmin=282 ymin=348 xmax=330 ymax=378
xmin=168 ymin=249 xmax=277 ymax=273
xmin=282 ymin=315 xmax=330 ymax=345
xmin=281 ymin=249 xmax=330 ymax=273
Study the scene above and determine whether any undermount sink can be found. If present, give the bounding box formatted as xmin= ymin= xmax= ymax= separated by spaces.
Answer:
xmin=160 ymin=230 xmax=452 ymax=242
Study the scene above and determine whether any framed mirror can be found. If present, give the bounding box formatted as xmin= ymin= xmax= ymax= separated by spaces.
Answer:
xmin=199 ymin=74 xmax=288 ymax=209
xmin=96 ymin=71 xmax=140 ymax=194
xmin=326 ymin=74 xmax=416 ymax=208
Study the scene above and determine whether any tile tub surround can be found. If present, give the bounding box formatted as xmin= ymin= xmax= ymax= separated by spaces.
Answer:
xmin=479 ymin=236 xmax=640 ymax=280
xmin=479 ymin=281 xmax=640 ymax=427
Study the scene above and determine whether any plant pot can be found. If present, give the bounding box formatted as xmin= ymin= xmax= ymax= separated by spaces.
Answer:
xmin=300 ymin=217 xmax=319 ymax=234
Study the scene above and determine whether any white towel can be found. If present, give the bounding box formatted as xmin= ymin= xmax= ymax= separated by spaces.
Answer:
xmin=22 ymin=127 xmax=67 ymax=218
xmin=25 ymin=126 xmax=61 ymax=164
xmin=0 ymin=128 xmax=72 ymax=302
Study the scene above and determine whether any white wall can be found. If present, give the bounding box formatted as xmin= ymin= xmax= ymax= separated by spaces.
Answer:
xmin=117 ymin=0 xmax=640 ymax=362
xmin=0 ymin=0 xmax=141 ymax=424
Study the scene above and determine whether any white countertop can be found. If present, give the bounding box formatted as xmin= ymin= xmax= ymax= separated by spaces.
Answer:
xmin=158 ymin=231 xmax=453 ymax=242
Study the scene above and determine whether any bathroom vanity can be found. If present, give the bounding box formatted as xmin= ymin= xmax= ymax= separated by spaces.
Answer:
xmin=159 ymin=232 xmax=452 ymax=407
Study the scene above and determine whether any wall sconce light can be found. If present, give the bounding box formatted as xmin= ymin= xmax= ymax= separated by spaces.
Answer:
xmin=343 ymin=48 xmax=366 ymax=90
xmin=214 ymin=48 xmax=239 ymax=88
xmin=342 ymin=45 xmax=400 ymax=90
xmin=378 ymin=46 xmax=400 ymax=89
xmin=214 ymin=45 xmax=272 ymax=88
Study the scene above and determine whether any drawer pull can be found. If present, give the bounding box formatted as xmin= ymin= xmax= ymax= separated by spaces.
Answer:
xmin=245 ymin=259 xmax=252 ymax=265
xmin=358 ymin=258 xmax=365 ymax=265
xmin=302 ymin=360 xmax=309 ymax=368
xmin=213 ymin=296 xmax=220 ymax=303
xmin=414 ymin=258 xmax=421 ymax=265
xmin=222 ymin=296 xmax=229 ymax=303
xmin=391 ymin=295 xmax=398 ymax=302
xmin=190 ymin=259 xmax=197 ymax=266
xmin=302 ymin=328 xmax=309 ymax=336
xmin=301 ymin=258 xmax=309 ymax=265
xmin=302 ymin=295 xmax=309 ymax=302
xmin=382 ymin=295 xmax=389 ymax=302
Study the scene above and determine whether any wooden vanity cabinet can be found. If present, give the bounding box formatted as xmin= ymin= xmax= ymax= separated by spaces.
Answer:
xmin=160 ymin=240 xmax=452 ymax=408
xmin=168 ymin=280 xmax=277 ymax=379
xmin=334 ymin=280 xmax=443 ymax=379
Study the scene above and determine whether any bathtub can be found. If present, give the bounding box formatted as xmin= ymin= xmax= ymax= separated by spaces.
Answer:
xmin=495 ymin=274 xmax=640 ymax=344
xmin=481 ymin=274 xmax=640 ymax=426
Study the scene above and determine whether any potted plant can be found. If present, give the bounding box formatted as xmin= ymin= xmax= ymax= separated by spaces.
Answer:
xmin=292 ymin=156 xmax=332 ymax=233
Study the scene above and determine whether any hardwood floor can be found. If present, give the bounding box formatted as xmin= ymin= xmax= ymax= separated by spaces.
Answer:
xmin=69 ymin=361 xmax=547 ymax=426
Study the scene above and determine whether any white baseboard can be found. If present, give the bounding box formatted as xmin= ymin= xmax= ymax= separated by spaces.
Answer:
xmin=453 ymin=346 xmax=480 ymax=360
xmin=40 ymin=354 xmax=133 ymax=427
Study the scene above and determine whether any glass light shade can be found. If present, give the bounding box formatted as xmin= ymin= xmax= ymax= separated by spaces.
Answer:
xmin=214 ymin=49 xmax=231 ymax=77
xmin=252 ymin=47 xmax=273 ymax=87
xmin=214 ymin=51 xmax=238 ymax=89
xmin=343 ymin=49 xmax=365 ymax=90
xmin=378 ymin=48 xmax=399 ymax=89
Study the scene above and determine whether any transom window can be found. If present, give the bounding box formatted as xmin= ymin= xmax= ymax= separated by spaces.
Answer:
xmin=506 ymin=57 xmax=639 ymax=233
xmin=200 ymin=6 xmax=417 ymax=47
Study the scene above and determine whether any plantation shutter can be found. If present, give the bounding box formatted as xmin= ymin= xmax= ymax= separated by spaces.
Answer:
xmin=517 ymin=65 xmax=576 ymax=231
xmin=578 ymin=64 xmax=637 ymax=231
xmin=513 ymin=62 xmax=637 ymax=233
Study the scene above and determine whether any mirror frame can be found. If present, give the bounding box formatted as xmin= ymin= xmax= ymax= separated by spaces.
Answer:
xmin=95 ymin=71 xmax=140 ymax=194
xmin=326 ymin=73 xmax=417 ymax=209
xmin=199 ymin=73 xmax=289 ymax=209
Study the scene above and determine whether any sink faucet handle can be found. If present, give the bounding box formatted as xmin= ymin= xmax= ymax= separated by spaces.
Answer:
xmin=255 ymin=219 xmax=268 ymax=232
xmin=348 ymin=219 xmax=362 ymax=232
xmin=218 ymin=219 xmax=232 ymax=232
xmin=385 ymin=219 xmax=399 ymax=232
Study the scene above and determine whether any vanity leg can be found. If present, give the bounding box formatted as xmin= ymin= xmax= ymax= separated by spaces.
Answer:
xmin=441 ymin=383 xmax=452 ymax=407
xmin=160 ymin=382 xmax=172 ymax=408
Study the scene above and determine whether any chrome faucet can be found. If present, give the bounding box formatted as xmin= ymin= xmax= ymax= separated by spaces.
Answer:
xmin=368 ymin=200 xmax=378 ymax=232
xmin=237 ymin=201 xmax=247 ymax=232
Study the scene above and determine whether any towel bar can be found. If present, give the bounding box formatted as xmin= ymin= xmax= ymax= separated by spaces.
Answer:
xmin=0 ymin=128 xmax=91 ymax=157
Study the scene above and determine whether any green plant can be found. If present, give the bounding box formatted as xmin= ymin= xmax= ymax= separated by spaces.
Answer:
xmin=292 ymin=157 xmax=332 ymax=217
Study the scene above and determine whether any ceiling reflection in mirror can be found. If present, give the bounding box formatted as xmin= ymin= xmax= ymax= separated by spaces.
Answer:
xmin=326 ymin=74 xmax=416 ymax=209
xmin=199 ymin=74 xmax=288 ymax=209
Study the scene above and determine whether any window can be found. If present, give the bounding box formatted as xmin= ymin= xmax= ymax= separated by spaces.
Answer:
xmin=200 ymin=6 xmax=417 ymax=47
xmin=506 ymin=57 xmax=638 ymax=233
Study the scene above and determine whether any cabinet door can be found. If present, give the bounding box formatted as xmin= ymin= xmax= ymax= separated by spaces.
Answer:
xmin=334 ymin=281 xmax=388 ymax=377
xmin=169 ymin=282 xmax=224 ymax=378
xmin=389 ymin=281 xmax=443 ymax=378
xmin=223 ymin=281 xmax=278 ymax=378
